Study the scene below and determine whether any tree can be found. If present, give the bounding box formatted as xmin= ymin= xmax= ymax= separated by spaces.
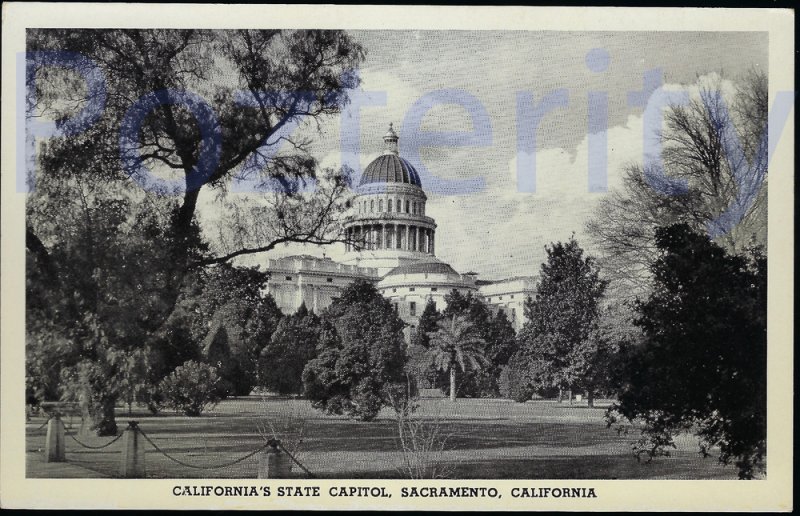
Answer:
xmin=481 ymin=310 xmax=518 ymax=396
xmin=203 ymin=325 xmax=237 ymax=396
xmin=26 ymin=174 xmax=196 ymax=434
xmin=258 ymin=304 xmax=320 ymax=395
xmin=25 ymin=29 xmax=364 ymax=433
xmin=512 ymin=238 xmax=609 ymax=403
xmin=588 ymin=70 xmax=768 ymax=296
xmin=608 ymin=224 xmax=766 ymax=479
xmin=27 ymin=29 xmax=365 ymax=252
xmin=195 ymin=266 xmax=284 ymax=396
xmin=159 ymin=360 xmax=223 ymax=417
xmin=433 ymin=290 xmax=506 ymax=398
xmin=428 ymin=315 xmax=489 ymax=402
xmin=302 ymin=280 xmax=407 ymax=421
xmin=406 ymin=298 xmax=443 ymax=389
xmin=136 ymin=299 xmax=203 ymax=413
xmin=413 ymin=298 xmax=442 ymax=349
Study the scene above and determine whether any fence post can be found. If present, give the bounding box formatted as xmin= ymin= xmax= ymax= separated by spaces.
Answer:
xmin=44 ymin=414 xmax=65 ymax=463
xmin=258 ymin=440 xmax=292 ymax=479
xmin=119 ymin=421 xmax=146 ymax=478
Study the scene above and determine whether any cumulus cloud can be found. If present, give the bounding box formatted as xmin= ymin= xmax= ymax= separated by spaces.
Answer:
xmin=190 ymin=31 xmax=762 ymax=280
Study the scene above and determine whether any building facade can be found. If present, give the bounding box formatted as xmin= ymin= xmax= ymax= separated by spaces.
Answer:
xmin=262 ymin=124 xmax=536 ymax=335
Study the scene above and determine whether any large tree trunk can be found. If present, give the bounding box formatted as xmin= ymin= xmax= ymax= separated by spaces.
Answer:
xmin=557 ymin=388 xmax=563 ymax=403
xmin=449 ymin=369 xmax=457 ymax=402
xmin=79 ymin=387 xmax=118 ymax=436
xmin=587 ymin=390 xmax=594 ymax=408
xmin=176 ymin=188 xmax=201 ymax=236
xmin=568 ymin=389 xmax=573 ymax=405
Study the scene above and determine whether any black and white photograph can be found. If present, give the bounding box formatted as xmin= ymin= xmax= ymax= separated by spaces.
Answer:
xmin=1 ymin=3 xmax=793 ymax=511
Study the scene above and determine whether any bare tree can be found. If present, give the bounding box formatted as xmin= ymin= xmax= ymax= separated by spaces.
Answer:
xmin=588 ymin=70 xmax=768 ymax=297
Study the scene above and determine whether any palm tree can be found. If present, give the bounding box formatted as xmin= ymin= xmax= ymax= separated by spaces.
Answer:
xmin=428 ymin=315 xmax=489 ymax=402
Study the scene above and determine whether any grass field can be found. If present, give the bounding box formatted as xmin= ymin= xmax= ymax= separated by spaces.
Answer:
xmin=26 ymin=396 xmax=738 ymax=479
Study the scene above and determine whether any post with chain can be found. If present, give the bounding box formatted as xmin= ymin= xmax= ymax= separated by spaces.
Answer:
xmin=119 ymin=421 xmax=145 ymax=478
xmin=258 ymin=439 xmax=292 ymax=479
xmin=44 ymin=413 xmax=65 ymax=463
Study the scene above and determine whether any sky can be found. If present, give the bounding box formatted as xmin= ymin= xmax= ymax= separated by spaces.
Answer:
xmin=197 ymin=30 xmax=768 ymax=281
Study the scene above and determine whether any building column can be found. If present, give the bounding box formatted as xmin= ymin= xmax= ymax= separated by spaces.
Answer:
xmin=430 ymin=231 xmax=435 ymax=255
xmin=405 ymin=225 xmax=410 ymax=251
xmin=362 ymin=225 xmax=368 ymax=250
xmin=395 ymin=224 xmax=400 ymax=249
xmin=381 ymin=224 xmax=386 ymax=250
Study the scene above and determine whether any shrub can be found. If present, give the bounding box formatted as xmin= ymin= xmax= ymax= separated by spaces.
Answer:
xmin=498 ymin=356 xmax=534 ymax=403
xmin=159 ymin=360 xmax=223 ymax=416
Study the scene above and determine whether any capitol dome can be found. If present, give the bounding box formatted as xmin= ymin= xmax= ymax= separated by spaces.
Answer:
xmin=358 ymin=123 xmax=422 ymax=187
xmin=359 ymin=154 xmax=422 ymax=187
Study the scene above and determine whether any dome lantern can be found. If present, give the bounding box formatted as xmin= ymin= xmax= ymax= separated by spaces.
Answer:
xmin=383 ymin=122 xmax=399 ymax=155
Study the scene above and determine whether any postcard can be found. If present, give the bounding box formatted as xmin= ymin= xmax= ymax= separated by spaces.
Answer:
xmin=0 ymin=3 xmax=793 ymax=511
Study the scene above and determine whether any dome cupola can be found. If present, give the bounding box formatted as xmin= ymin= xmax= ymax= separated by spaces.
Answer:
xmin=358 ymin=123 xmax=422 ymax=187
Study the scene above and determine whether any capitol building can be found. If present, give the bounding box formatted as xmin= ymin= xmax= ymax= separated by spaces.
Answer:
xmin=261 ymin=125 xmax=537 ymax=339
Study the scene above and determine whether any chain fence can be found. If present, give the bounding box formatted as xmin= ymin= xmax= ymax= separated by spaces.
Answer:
xmin=139 ymin=428 xmax=269 ymax=471
xmin=66 ymin=429 xmax=124 ymax=450
xmin=31 ymin=418 xmax=51 ymax=433
xmin=28 ymin=416 xmax=315 ymax=478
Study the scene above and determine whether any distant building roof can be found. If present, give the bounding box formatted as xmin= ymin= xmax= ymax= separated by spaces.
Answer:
xmin=384 ymin=260 xmax=460 ymax=277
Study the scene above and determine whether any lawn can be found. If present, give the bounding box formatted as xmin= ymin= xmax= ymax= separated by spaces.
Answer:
xmin=26 ymin=396 xmax=738 ymax=479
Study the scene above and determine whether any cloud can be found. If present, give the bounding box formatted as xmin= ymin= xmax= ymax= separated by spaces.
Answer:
xmin=193 ymin=65 xmax=754 ymax=281
xmin=424 ymin=110 xmax=645 ymax=278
